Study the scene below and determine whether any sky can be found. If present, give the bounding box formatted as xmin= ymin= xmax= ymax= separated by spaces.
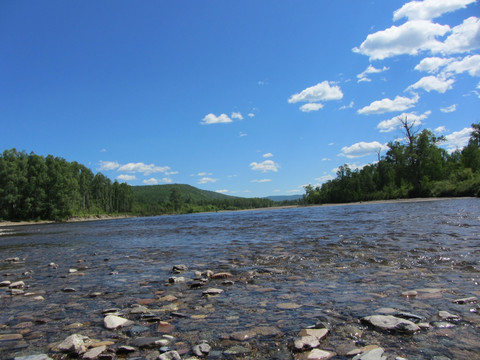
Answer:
xmin=1 ymin=0 xmax=479 ymax=198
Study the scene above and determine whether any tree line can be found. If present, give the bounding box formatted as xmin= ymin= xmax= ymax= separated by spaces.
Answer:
xmin=304 ymin=120 xmax=480 ymax=204
xmin=0 ymin=149 xmax=134 ymax=221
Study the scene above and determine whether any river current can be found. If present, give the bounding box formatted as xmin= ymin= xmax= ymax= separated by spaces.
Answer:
xmin=1 ymin=198 xmax=479 ymax=359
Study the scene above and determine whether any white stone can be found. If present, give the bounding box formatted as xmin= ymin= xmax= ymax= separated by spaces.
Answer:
xmin=82 ymin=345 xmax=106 ymax=359
xmin=57 ymin=334 xmax=89 ymax=354
xmin=103 ymin=315 xmax=134 ymax=329
xmin=363 ymin=315 xmax=420 ymax=333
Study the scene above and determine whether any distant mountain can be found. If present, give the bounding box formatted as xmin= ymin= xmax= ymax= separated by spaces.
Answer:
xmin=132 ymin=184 xmax=238 ymax=204
xmin=266 ymin=195 xmax=303 ymax=202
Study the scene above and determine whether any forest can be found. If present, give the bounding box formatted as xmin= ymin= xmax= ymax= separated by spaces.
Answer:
xmin=304 ymin=120 xmax=480 ymax=204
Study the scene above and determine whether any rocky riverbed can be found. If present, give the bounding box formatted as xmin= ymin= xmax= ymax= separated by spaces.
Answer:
xmin=1 ymin=200 xmax=480 ymax=359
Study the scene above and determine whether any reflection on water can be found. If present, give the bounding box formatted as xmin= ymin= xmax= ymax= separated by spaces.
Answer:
xmin=1 ymin=198 xmax=479 ymax=359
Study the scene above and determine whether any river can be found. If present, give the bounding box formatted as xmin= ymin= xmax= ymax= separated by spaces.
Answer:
xmin=1 ymin=198 xmax=479 ymax=359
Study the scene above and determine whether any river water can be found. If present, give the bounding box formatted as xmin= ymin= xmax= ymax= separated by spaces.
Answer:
xmin=1 ymin=198 xmax=479 ymax=359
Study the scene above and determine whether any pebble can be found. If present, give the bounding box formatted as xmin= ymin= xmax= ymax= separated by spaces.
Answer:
xmin=103 ymin=314 xmax=134 ymax=329
xmin=438 ymin=311 xmax=460 ymax=321
xmin=168 ymin=276 xmax=186 ymax=284
xmin=14 ymin=355 xmax=53 ymax=360
xmin=352 ymin=347 xmax=386 ymax=360
xmin=362 ymin=315 xmax=420 ymax=333
xmin=158 ymin=350 xmax=181 ymax=360
xmin=401 ymin=290 xmax=417 ymax=297
xmin=172 ymin=265 xmax=188 ymax=273
xmin=0 ymin=280 xmax=11 ymax=287
xmin=9 ymin=281 xmax=25 ymax=289
xmin=82 ymin=345 xmax=107 ymax=359
xmin=192 ymin=342 xmax=212 ymax=357
xmin=294 ymin=335 xmax=320 ymax=350
xmin=453 ymin=296 xmax=477 ymax=304
xmin=202 ymin=288 xmax=223 ymax=296
xmin=276 ymin=302 xmax=302 ymax=309
xmin=294 ymin=348 xmax=336 ymax=360
xmin=56 ymin=334 xmax=89 ymax=355
xmin=0 ymin=334 xmax=24 ymax=341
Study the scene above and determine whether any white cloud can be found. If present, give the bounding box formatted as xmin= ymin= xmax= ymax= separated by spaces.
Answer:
xmin=315 ymin=175 xmax=335 ymax=183
xmin=98 ymin=160 xmax=120 ymax=171
xmin=198 ymin=177 xmax=217 ymax=184
xmin=415 ymin=57 xmax=454 ymax=73
xmin=216 ymin=189 xmax=229 ymax=194
xmin=340 ymin=141 xmax=389 ymax=158
xmin=251 ymin=179 xmax=272 ymax=183
xmin=444 ymin=127 xmax=473 ymax=152
xmin=143 ymin=178 xmax=158 ymax=185
xmin=300 ymin=103 xmax=324 ymax=112
xmin=358 ymin=93 xmax=419 ymax=115
xmin=446 ymin=54 xmax=480 ymax=77
xmin=377 ymin=111 xmax=431 ymax=132
xmin=339 ymin=101 xmax=354 ymax=110
xmin=197 ymin=172 xmax=212 ymax=176
xmin=117 ymin=174 xmax=137 ymax=181
xmin=353 ymin=20 xmax=449 ymax=60
xmin=239 ymin=132 xmax=247 ymax=137
xmin=435 ymin=126 xmax=447 ymax=133
xmin=263 ymin=153 xmax=273 ymax=158
xmin=201 ymin=113 xmax=233 ymax=125
xmin=165 ymin=170 xmax=179 ymax=176
xmin=357 ymin=65 xmax=389 ymax=83
xmin=441 ymin=17 xmax=480 ymax=55
xmin=288 ymin=81 xmax=343 ymax=104
xmin=393 ymin=0 xmax=476 ymax=21
xmin=162 ymin=177 xmax=173 ymax=183
xmin=117 ymin=162 xmax=170 ymax=175
xmin=247 ymin=113 xmax=255 ymax=118
xmin=231 ymin=112 xmax=244 ymax=120
xmin=406 ymin=75 xmax=455 ymax=93
xmin=440 ymin=104 xmax=457 ymax=113
xmin=250 ymin=160 xmax=279 ymax=172
xmin=286 ymin=189 xmax=302 ymax=194
xmin=100 ymin=148 xmax=107 ymax=153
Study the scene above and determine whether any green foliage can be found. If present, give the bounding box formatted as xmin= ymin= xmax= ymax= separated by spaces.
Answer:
xmin=304 ymin=122 xmax=480 ymax=204
xmin=0 ymin=149 xmax=133 ymax=221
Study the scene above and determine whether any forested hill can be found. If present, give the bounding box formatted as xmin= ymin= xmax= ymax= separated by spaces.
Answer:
xmin=304 ymin=121 xmax=480 ymax=204
xmin=133 ymin=184 xmax=234 ymax=204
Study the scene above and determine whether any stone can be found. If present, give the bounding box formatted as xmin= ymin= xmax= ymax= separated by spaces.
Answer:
xmin=14 ymin=355 xmax=53 ymax=360
xmin=298 ymin=328 xmax=328 ymax=340
xmin=172 ymin=264 xmax=188 ymax=273
xmin=168 ymin=276 xmax=186 ymax=284
xmin=0 ymin=280 xmax=11 ymax=287
xmin=202 ymin=288 xmax=223 ymax=296
xmin=193 ymin=342 xmax=211 ymax=357
xmin=103 ymin=315 xmax=134 ymax=329
xmin=438 ymin=311 xmax=460 ymax=321
xmin=352 ymin=347 xmax=386 ymax=360
xmin=127 ymin=325 xmax=150 ymax=337
xmin=224 ymin=345 xmax=251 ymax=355
xmin=362 ymin=315 xmax=420 ymax=333
xmin=401 ymin=290 xmax=418 ymax=297
xmin=0 ymin=333 xmax=23 ymax=341
xmin=69 ymin=269 xmax=78 ymax=273
xmin=116 ymin=345 xmax=136 ymax=354
xmin=453 ymin=296 xmax=477 ymax=304
xmin=57 ymin=334 xmax=89 ymax=355
xmin=294 ymin=335 xmax=320 ymax=350
xmin=9 ymin=281 xmax=25 ymax=289
xmin=129 ymin=305 xmax=150 ymax=314
xmin=210 ymin=272 xmax=233 ymax=279
xmin=5 ymin=257 xmax=20 ymax=262
xmin=62 ymin=287 xmax=76 ymax=292
xmin=10 ymin=289 xmax=24 ymax=295
xmin=158 ymin=350 xmax=181 ymax=360
xmin=131 ymin=337 xmax=165 ymax=348
xmin=83 ymin=345 xmax=106 ymax=359
xmin=294 ymin=348 xmax=336 ymax=360
xmin=276 ymin=302 xmax=302 ymax=309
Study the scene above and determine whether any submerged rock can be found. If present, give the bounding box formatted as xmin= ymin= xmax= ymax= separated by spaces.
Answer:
xmin=362 ymin=315 xmax=420 ymax=333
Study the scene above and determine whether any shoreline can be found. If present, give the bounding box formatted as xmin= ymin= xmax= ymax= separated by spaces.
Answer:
xmin=0 ymin=197 xmax=475 ymax=227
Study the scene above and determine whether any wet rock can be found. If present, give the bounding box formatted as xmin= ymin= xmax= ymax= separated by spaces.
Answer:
xmin=14 ymin=355 xmax=53 ymax=360
xmin=157 ymin=322 xmax=175 ymax=333
xmin=276 ymin=302 xmax=302 ymax=309
xmin=172 ymin=265 xmax=188 ymax=273
xmin=5 ymin=257 xmax=20 ymax=262
xmin=401 ymin=290 xmax=417 ymax=297
xmin=10 ymin=289 xmax=24 ymax=295
xmin=294 ymin=335 xmax=320 ymax=350
xmin=0 ymin=334 xmax=24 ymax=341
xmin=158 ymin=350 xmax=181 ymax=360
xmin=192 ymin=342 xmax=211 ymax=357
xmin=202 ymin=288 xmax=223 ymax=296
xmin=335 ymin=325 xmax=362 ymax=339
xmin=116 ymin=345 xmax=136 ymax=354
xmin=352 ymin=347 xmax=386 ymax=360
xmin=395 ymin=312 xmax=425 ymax=322
xmin=298 ymin=328 xmax=328 ymax=340
xmin=438 ymin=311 xmax=460 ymax=321
xmin=83 ymin=345 xmax=107 ymax=359
xmin=48 ymin=263 xmax=58 ymax=269
xmin=0 ymin=280 xmax=11 ymax=287
xmin=168 ymin=276 xmax=186 ymax=284
xmin=131 ymin=337 xmax=167 ymax=349
xmin=57 ymin=334 xmax=89 ymax=355
xmin=294 ymin=348 xmax=335 ymax=360
xmin=127 ymin=325 xmax=150 ymax=337
xmin=61 ymin=287 xmax=76 ymax=292
xmin=103 ymin=315 xmax=134 ymax=329
xmin=362 ymin=315 xmax=420 ymax=333
xmin=453 ymin=296 xmax=477 ymax=304
xmin=9 ymin=281 xmax=25 ymax=289
xmin=210 ymin=272 xmax=233 ymax=279
xmin=129 ymin=305 xmax=150 ymax=314
xmin=224 ymin=345 xmax=250 ymax=355
xmin=432 ymin=321 xmax=455 ymax=328
xmin=69 ymin=268 xmax=78 ymax=273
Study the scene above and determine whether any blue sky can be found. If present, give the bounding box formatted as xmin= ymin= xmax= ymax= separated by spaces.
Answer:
xmin=1 ymin=0 xmax=479 ymax=197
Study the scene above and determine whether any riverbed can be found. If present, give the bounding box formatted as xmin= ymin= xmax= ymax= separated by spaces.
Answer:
xmin=1 ymin=198 xmax=479 ymax=359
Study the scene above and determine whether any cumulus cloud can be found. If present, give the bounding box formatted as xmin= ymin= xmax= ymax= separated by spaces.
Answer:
xmin=98 ymin=160 xmax=120 ymax=171
xmin=198 ymin=177 xmax=217 ymax=184
xmin=406 ymin=75 xmax=455 ymax=93
xmin=357 ymin=65 xmax=389 ymax=83
xmin=440 ymin=104 xmax=457 ymax=113
xmin=358 ymin=93 xmax=419 ymax=115
xmin=143 ymin=178 xmax=158 ymax=185
xmin=216 ymin=189 xmax=229 ymax=193
xmin=250 ymin=160 xmax=279 ymax=172
xmin=315 ymin=175 xmax=335 ymax=183
xmin=251 ymin=179 xmax=272 ymax=183
xmin=162 ymin=177 xmax=173 ymax=184
xmin=340 ymin=141 xmax=389 ymax=158
xmin=201 ymin=113 xmax=233 ymax=125
xmin=377 ymin=111 xmax=431 ymax=133
xmin=300 ymin=103 xmax=324 ymax=112
xmin=393 ymin=0 xmax=476 ymax=21
xmin=263 ymin=153 xmax=273 ymax=158
xmin=441 ymin=17 xmax=480 ymax=55
xmin=117 ymin=174 xmax=137 ymax=181
xmin=444 ymin=127 xmax=473 ymax=152
xmin=247 ymin=113 xmax=255 ymax=118
xmin=353 ymin=20 xmax=449 ymax=60
xmin=415 ymin=57 xmax=454 ymax=73
xmin=288 ymin=81 xmax=343 ymax=109
xmin=117 ymin=162 xmax=170 ymax=175
xmin=446 ymin=54 xmax=480 ymax=77
xmin=339 ymin=101 xmax=354 ymax=110
xmin=231 ymin=112 xmax=244 ymax=120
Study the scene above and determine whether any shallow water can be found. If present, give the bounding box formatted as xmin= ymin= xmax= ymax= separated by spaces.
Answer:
xmin=1 ymin=199 xmax=480 ymax=359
